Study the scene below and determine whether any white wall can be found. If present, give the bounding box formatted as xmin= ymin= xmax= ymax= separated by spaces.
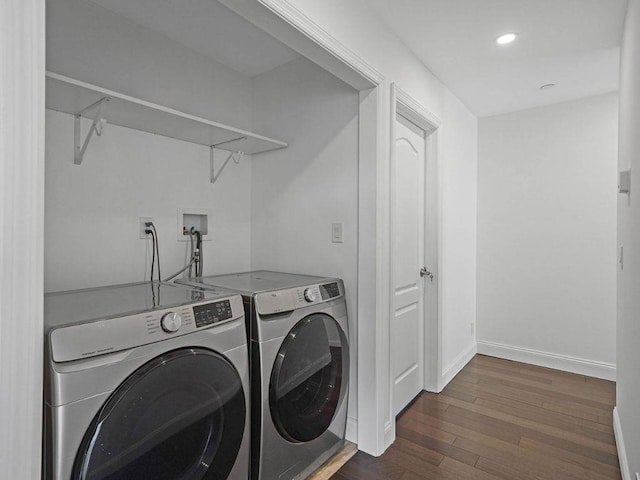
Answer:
xmin=45 ymin=110 xmax=252 ymax=292
xmin=477 ymin=93 xmax=618 ymax=378
xmin=47 ymin=0 xmax=253 ymax=130
xmin=439 ymin=89 xmax=478 ymax=381
xmin=250 ymin=57 xmax=360 ymax=437
xmin=616 ymin=0 xmax=640 ymax=476
xmin=0 ymin=0 xmax=45 ymax=477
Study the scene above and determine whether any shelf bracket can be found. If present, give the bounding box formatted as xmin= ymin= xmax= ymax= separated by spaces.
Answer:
xmin=74 ymin=97 xmax=109 ymax=165
xmin=211 ymin=136 xmax=247 ymax=149
xmin=210 ymin=146 xmax=244 ymax=184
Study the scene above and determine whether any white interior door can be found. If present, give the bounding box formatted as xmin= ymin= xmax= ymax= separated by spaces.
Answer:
xmin=391 ymin=113 xmax=427 ymax=415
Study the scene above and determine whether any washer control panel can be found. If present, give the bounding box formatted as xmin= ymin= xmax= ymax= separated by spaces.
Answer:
xmin=255 ymin=280 xmax=344 ymax=315
xmin=50 ymin=295 xmax=243 ymax=363
xmin=193 ymin=299 xmax=233 ymax=328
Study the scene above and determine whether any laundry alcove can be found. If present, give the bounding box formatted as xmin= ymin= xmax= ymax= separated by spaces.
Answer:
xmin=44 ymin=0 xmax=360 ymax=444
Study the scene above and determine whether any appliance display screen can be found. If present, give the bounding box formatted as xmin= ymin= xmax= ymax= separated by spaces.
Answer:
xmin=193 ymin=300 xmax=232 ymax=328
xmin=319 ymin=282 xmax=340 ymax=300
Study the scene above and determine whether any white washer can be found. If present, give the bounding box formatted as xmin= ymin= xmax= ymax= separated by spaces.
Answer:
xmin=43 ymin=281 xmax=250 ymax=480
xmin=177 ymin=271 xmax=349 ymax=480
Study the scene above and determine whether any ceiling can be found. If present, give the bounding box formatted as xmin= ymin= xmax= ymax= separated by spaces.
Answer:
xmin=361 ymin=0 xmax=628 ymax=117
xmin=87 ymin=0 xmax=300 ymax=77
xmin=87 ymin=0 xmax=626 ymax=117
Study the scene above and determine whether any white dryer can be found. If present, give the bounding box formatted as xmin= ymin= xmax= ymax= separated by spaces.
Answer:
xmin=43 ymin=281 xmax=249 ymax=480
xmin=176 ymin=271 xmax=349 ymax=480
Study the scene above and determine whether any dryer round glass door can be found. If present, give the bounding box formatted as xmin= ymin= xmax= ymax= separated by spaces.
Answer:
xmin=73 ymin=347 xmax=246 ymax=480
xmin=269 ymin=313 xmax=349 ymax=443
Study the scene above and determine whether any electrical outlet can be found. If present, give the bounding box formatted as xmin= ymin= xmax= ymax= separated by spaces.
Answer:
xmin=139 ymin=217 xmax=154 ymax=239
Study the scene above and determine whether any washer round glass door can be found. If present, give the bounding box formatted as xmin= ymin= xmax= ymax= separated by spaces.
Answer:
xmin=73 ymin=347 xmax=246 ymax=480
xmin=269 ymin=313 xmax=348 ymax=443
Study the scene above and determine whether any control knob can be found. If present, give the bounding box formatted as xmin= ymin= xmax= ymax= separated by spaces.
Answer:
xmin=161 ymin=312 xmax=182 ymax=333
xmin=303 ymin=288 xmax=316 ymax=303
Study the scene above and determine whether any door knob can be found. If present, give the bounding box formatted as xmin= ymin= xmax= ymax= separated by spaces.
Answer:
xmin=420 ymin=267 xmax=434 ymax=281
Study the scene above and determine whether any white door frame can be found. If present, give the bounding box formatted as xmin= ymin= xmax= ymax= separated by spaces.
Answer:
xmin=1 ymin=0 xmax=45 ymax=477
xmin=391 ymin=85 xmax=442 ymax=399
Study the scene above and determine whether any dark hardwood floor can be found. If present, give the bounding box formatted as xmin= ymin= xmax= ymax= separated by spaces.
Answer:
xmin=335 ymin=354 xmax=620 ymax=480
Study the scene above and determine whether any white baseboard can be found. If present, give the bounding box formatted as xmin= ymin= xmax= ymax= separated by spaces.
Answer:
xmin=613 ymin=407 xmax=632 ymax=480
xmin=439 ymin=342 xmax=478 ymax=391
xmin=476 ymin=340 xmax=616 ymax=381
xmin=345 ymin=416 xmax=358 ymax=445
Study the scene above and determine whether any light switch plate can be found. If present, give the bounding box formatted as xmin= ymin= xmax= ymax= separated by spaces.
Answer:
xmin=332 ymin=222 xmax=344 ymax=243
xmin=619 ymin=169 xmax=631 ymax=194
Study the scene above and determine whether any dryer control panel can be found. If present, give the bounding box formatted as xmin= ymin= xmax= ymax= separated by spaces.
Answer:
xmin=255 ymin=281 xmax=344 ymax=315
xmin=50 ymin=295 xmax=244 ymax=363
xmin=193 ymin=299 xmax=233 ymax=327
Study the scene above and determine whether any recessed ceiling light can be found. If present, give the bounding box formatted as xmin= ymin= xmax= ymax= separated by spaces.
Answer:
xmin=496 ymin=33 xmax=518 ymax=45
xmin=540 ymin=83 xmax=556 ymax=90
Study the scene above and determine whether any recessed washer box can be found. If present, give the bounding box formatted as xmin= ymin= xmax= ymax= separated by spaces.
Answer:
xmin=177 ymin=208 xmax=211 ymax=241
